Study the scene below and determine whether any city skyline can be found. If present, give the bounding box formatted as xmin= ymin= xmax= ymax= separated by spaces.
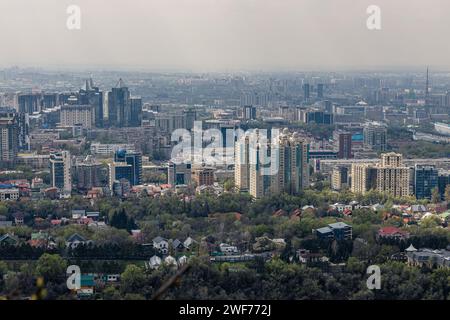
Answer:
xmin=0 ymin=1 xmax=449 ymax=305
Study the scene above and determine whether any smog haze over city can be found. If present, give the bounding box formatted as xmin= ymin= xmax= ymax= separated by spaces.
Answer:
xmin=1 ymin=0 xmax=450 ymax=71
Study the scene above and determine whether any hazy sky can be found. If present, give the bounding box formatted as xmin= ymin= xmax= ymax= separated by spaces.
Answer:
xmin=0 ymin=0 xmax=449 ymax=71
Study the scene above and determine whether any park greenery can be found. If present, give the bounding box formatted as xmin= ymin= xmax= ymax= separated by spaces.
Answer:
xmin=1 ymin=188 xmax=449 ymax=299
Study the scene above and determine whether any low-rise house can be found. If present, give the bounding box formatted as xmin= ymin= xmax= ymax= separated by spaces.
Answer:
xmin=297 ymin=249 xmax=329 ymax=264
xmin=71 ymin=209 xmax=86 ymax=220
xmin=0 ymin=219 xmax=13 ymax=227
xmin=13 ymin=213 xmax=24 ymax=225
xmin=377 ymin=226 xmax=410 ymax=241
xmin=66 ymin=233 xmax=93 ymax=249
xmin=131 ymin=230 xmax=145 ymax=243
xmin=172 ymin=239 xmax=185 ymax=251
xmin=148 ymin=255 xmax=162 ymax=269
xmin=405 ymin=245 xmax=450 ymax=268
xmin=86 ymin=212 xmax=100 ymax=221
xmin=50 ymin=219 xmax=62 ymax=226
xmin=152 ymin=236 xmax=169 ymax=254
xmin=184 ymin=236 xmax=197 ymax=250
xmin=409 ymin=205 xmax=427 ymax=214
xmin=88 ymin=221 xmax=107 ymax=229
xmin=219 ymin=243 xmax=239 ymax=255
xmin=0 ymin=187 xmax=20 ymax=201
xmin=77 ymin=274 xmax=95 ymax=298
xmin=101 ymin=274 xmax=120 ymax=282
xmin=87 ymin=188 xmax=103 ymax=199
xmin=0 ymin=233 xmax=19 ymax=246
xmin=28 ymin=231 xmax=51 ymax=248
xmin=330 ymin=203 xmax=353 ymax=214
xmin=78 ymin=217 xmax=94 ymax=225
xmin=164 ymin=255 xmax=178 ymax=267
xmin=315 ymin=222 xmax=353 ymax=241
xmin=178 ymin=255 xmax=188 ymax=265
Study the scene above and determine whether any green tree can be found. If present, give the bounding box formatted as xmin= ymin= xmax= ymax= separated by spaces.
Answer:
xmin=431 ymin=187 xmax=440 ymax=204
xmin=120 ymin=264 xmax=146 ymax=294
xmin=35 ymin=254 xmax=67 ymax=282
xmin=102 ymin=286 xmax=122 ymax=300
xmin=0 ymin=204 xmax=7 ymax=216
xmin=445 ymin=185 xmax=450 ymax=202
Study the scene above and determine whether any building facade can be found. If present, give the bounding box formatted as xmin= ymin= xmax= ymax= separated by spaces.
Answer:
xmin=414 ymin=165 xmax=438 ymax=200
xmin=49 ymin=151 xmax=72 ymax=197
xmin=0 ymin=108 xmax=20 ymax=165
xmin=60 ymin=105 xmax=94 ymax=129
xmin=363 ymin=122 xmax=387 ymax=151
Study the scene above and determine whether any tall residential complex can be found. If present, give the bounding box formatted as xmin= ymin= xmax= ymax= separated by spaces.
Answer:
xmin=107 ymin=79 xmax=142 ymax=128
xmin=49 ymin=151 xmax=72 ymax=197
xmin=363 ymin=122 xmax=388 ymax=151
xmin=351 ymin=152 xmax=412 ymax=197
xmin=74 ymin=155 xmax=104 ymax=191
xmin=235 ymin=129 xmax=309 ymax=199
xmin=331 ymin=166 xmax=349 ymax=191
xmin=78 ymin=78 xmax=104 ymax=128
xmin=376 ymin=153 xmax=412 ymax=197
xmin=0 ymin=108 xmax=20 ymax=165
xmin=60 ymin=104 xmax=95 ymax=129
xmin=234 ymin=134 xmax=251 ymax=192
xmin=350 ymin=163 xmax=377 ymax=194
xmin=192 ymin=167 xmax=215 ymax=186
xmin=334 ymin=130 xmax=353 ymax=159
xmin=168 ymin=162 xmax=192 ymax=186
xmin=129 ymin=97 xmax=143 ymax=127
xmin=114 ymin=149 xmax=142 ymax=186
xmin=108 ymin=162 xmax=133 ymax=193
xmin=242 ymin=105 xmax=257 ymax=120
xmin=414 ymin=165 xmax=438 ymax=200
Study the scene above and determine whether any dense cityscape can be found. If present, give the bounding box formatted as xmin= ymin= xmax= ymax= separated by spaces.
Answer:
xmin=0 ymin=67 xmax=449 ymax=300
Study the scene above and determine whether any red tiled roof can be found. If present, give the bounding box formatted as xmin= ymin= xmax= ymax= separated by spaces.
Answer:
xmin=378 ymin=226 xmax=408 ymax=236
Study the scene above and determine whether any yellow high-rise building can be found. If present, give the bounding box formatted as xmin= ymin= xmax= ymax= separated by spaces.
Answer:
xmin=235 ymin=129 xmax=310 ymax=199
xmin=351 ymin=152 xmax=412 ymax=197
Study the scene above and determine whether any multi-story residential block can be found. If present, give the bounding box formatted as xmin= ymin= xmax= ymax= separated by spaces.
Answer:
xmin=235 ymin=134 xmax=251 ymax=192
xmin=74 ymin=155 xmax=104 ymax=191
xmin=168 ymin=162 xmax=192 ymax=186
xmin=376 ymin=153 xmax=412 ymax=197
xmin=333 ymin=130 xmax=353 ymax=159
xmin=90 ymin=143 xmax=135 ymax=156
xmin=331 ymin=166 xmax=349 ymax=191
xmin=363 ymin=122 xmax=387 ymax=151
xmin=242 ymin=105 xmax=257 ymax=120
xmin=237 ymin=129 xmax=309 ymax=199
xmin=60 ymin=104 xmax=94 ymax=129
xmin=316 ymin=222 xmax=353 ymax=241
xmin=351 ymin=163 xmax=377 ymax=194
xmin=414 ymin=164 xmax=438 ymax=200
xmin=351 ymin=153 xmax=412 ymax=197
xmin=192 ymin=167 xmax=215 ymax=186
xmin=0 ymin=187 xmax=20 ymax=201
xmin=114 ymin=149 xmax=142 ymax=186
xmin=0 ymin=108 xmax=20 ymax=165
xmin=49 ymin=151 xmax=72 ymax=197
